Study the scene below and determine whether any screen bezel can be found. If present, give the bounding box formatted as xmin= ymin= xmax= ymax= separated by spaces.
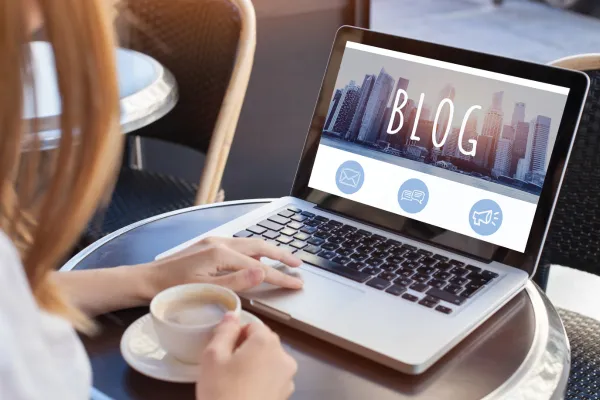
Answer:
xmin=290 ymin=26 xmax=589 ymax=277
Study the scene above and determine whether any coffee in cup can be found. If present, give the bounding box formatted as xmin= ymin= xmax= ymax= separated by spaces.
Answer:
xmin=150 ymin=283 xmax=241 ymax=364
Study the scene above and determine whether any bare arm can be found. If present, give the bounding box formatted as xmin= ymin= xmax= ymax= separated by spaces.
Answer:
xmin=53 ymin=265 xmax=154 ymax=317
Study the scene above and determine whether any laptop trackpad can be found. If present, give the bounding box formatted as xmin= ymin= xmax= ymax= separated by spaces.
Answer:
xmin=244 ymin=265 xmax=365 ymax=324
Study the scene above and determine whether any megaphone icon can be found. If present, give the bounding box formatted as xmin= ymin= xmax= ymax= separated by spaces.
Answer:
xmin=472 ymin=210 xmax=493 ymax=226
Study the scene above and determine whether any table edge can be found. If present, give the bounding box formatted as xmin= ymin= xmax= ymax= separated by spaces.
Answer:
xmin=118 ymin=59 xmax=179 ymax=135
xmin=60 ymin=199 xmax=274 ymax=272
xmin=25 ymin=46 xmax=179 ymax=151
xmin=483 ymin=282 xmax=569 ymax=399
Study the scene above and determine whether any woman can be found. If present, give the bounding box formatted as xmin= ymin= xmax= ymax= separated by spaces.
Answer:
xmin=1 ymin=0 xmax=303 ymax=399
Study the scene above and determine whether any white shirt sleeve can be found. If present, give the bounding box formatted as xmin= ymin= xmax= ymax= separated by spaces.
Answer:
xmin=0 ymin=231 xmax=91 ymax=400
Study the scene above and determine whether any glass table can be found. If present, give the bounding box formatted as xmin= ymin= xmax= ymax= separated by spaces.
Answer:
xmin=23 ymin=41 xmax=178 ymax=151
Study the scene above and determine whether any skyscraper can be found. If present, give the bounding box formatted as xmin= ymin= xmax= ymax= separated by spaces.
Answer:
xmin=510 ymin=121 xmax=529 ymax=177
xmin=492 ymin=91 xmax=504 ymax=111
xmin=421 ymin=104 xmax=432 ymax=121
xmin=517 ymin=121 xmax=536 ymax=181
xmin=347 ymin=74 xmax=375 ymax=140
xmin=516 ymin=158 xmax=529 ymax=181
xmin=458 ymin=114 xmax=478 ymax=160
xmin=358 ymin=68 xmax=395 ymax=143
xmin=325 ymin=89 xmax=342 ymax=131
xmin=378 ymin=106 xmax=393 ymax=143
xmin=411 ymin=120 xmax=434 ymax=151
xmin=434 ymin=84 xmax=456 ymax=144
xmin=465 ymin=113 xmax=478 ymax=133
xmin=474 ymin=135 xmax=494 ymax=168
xmin=481 ymin=91 xmax=504 ymax=168
xmin=389 ymin=77 xmax=409 ymax=107
xmin=511 ymin=102 xmax=526 ymax=128
xmin=530 ymin=115 xmax=551 ymax=173
xmin=403 ymin=99 xmax=416 ymax=128
xmin=389 ymin=99 xmax=418 ymax=148
xmin=501 ymin=124 xmax=515 ymax=141
xmin=331 ymin=80 xmax=360 ymax=136
xmin=405 ymin=107 xmax=419 ymax=145
xmin=443 ymin=127 xmax=460 ymax=157
xmin=383 ymin=97 xmax=414 ymax=139
xmin=493 ymin=138 xmax=512 ymax=177
xmin=530 ymin=171 xmax=545 ymax=187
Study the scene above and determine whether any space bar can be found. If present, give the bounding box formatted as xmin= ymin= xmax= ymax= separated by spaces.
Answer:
xmin=297 ymin=251 xmax=371 ymax=283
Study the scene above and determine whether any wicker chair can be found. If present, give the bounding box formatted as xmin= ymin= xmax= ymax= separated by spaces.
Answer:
xmin=534 ymin=54 xmax=600 ymax=400
xmin=86 ymin=0 xmax=256 ymax=241
xmin=536 ymin=54 xmax=600 ymax=286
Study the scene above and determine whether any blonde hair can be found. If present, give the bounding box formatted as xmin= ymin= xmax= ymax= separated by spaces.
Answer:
xmin=0 ymin=0 xmax=123 ymax=330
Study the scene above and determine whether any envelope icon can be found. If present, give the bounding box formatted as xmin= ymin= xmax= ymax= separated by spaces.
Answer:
xmin=339 ymin=168 xmax=361 ymax=188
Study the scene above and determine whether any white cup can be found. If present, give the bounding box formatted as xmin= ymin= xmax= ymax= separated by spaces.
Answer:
xmin=150 ymin=283 xmax=241 ymax=364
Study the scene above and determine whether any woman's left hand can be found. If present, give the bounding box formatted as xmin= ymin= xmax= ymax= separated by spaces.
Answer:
xmin=143 ymin=237 xmax=304 ymax=296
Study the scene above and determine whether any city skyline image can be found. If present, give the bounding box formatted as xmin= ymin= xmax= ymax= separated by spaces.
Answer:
xmin=321 ymin=47 xmax=569 ymax=199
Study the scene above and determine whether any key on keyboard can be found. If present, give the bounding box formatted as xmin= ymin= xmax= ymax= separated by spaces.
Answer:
xmin=297 ymin=251 xmax=371 ymax=283
xmin=263 ymin=230 xmax=280 ymax=240
xmin=290 ymin=240 xmax=307 ymax=249
xmin=427 ymin=287 xmax=466 ymax=306
xmin=366 ymin=278 xmax=390 ymax=290
xmin=288 ymin=222 xmax=304 ymax=230
xmin=277 ymin=236 xmax=293 ymax=245
xmin=258 ymin=220 xmax=284 ymax=231
xmin=234 ymin=230 xmax=253 ymax=238
xmin=280 ymin=227 xmax=297 ymax=236
xmin=385 ymin=284 xmax=407 ymax=296
xmin=269 ymin=215 xmax=290 ymax=225
xmin=304 ymin=245 xmax=321 ymax=254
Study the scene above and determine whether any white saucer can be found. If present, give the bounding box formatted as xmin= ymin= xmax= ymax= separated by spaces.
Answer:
xmin=120 ymin=311 xmax=263 ymax=383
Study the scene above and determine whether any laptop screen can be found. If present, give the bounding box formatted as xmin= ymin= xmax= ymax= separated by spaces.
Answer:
xmin=307 ymin=41 xmax=570 ymax=253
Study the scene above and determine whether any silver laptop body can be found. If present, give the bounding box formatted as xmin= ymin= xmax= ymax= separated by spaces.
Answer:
xmin=158 ymin=196 xmax=528 ymax=374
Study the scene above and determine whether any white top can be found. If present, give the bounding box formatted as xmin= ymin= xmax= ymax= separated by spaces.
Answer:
xmin=0 ymin=230 xmax=91 ymax=399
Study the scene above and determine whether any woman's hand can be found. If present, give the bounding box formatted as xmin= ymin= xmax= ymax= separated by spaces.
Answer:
xmin=196 ymin=313 xmax=297 ymax=400
xmin=145 ymin=237 xmax=304 ymax=296
xmin=54 ymin=237 xmax=303 ymax=317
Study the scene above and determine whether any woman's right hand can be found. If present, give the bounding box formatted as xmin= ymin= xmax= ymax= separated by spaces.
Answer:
xmin=196 ymin=313 xmax=298 ymax=400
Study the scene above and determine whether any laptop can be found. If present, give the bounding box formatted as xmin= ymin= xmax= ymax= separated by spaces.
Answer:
xmin=157 ymin=27 xmax=589 ymax=374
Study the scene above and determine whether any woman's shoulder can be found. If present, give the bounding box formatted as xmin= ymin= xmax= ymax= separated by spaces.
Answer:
xmin=0 ymin=229 xmax=32 ymax=294
xmin=0 ymin=230 xmax=91 ymax=399
xmin=0 ymin=228 xmax=21 ymax=260
xmin=0 ymin=229 xmax=43 ymax=334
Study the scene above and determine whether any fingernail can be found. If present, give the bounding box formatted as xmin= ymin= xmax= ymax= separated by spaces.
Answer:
xmin=293 ymin=278 xmax=304 ymax=288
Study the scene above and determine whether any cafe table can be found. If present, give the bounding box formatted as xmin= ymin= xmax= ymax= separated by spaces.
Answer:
xmin=61 ymin=199 xmax=570 ymax=400
xmin=23 ymin=41 xmax=178 ymax=151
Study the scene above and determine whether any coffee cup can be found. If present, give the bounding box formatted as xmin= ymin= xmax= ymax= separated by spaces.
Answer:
xmin=150 ymin=283 xmax=241 ymax=364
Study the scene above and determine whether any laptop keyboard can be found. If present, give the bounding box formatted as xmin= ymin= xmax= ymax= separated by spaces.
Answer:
xmin=234 ymin=206 xmax=499 ymax=315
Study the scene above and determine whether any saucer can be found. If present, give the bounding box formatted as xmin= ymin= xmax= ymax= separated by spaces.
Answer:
xmin=120 ymin=310 xmax=263 ymax=383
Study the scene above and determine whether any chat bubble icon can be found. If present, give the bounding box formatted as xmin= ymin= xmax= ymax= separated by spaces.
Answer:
xmin=398 ymin=179 xmax=429 ymax=214
xmin=412 ymin=190 xmax=425 ymax=204
xmin=401 ymin=190 xmax=413 ymax=202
